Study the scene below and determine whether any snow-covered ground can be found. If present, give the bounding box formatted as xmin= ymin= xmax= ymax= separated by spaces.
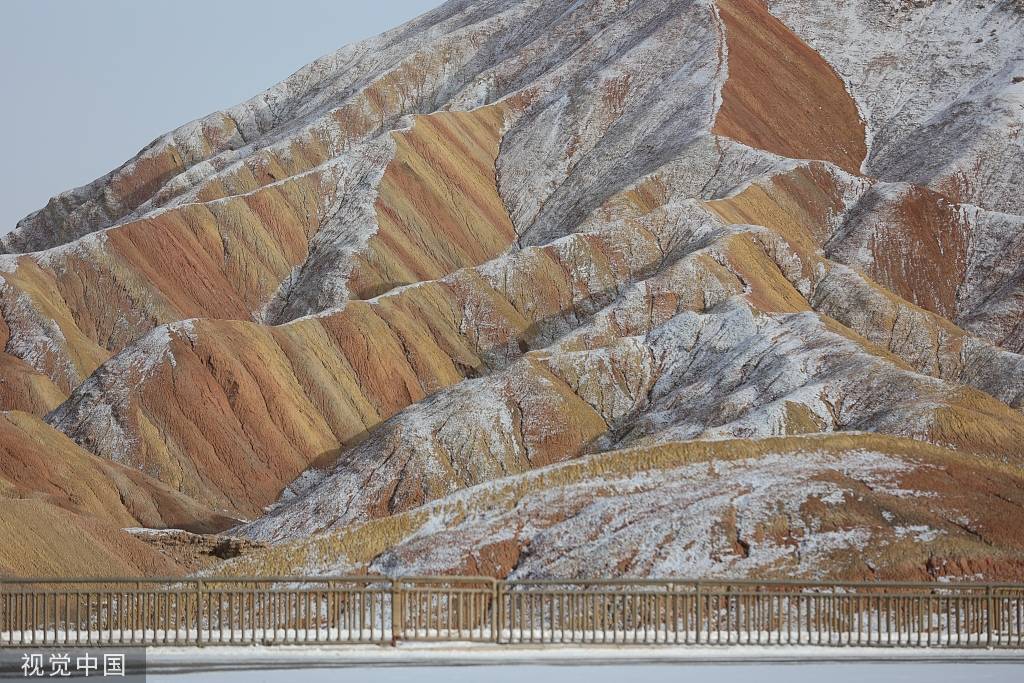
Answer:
xmin=144 ymin=645 xmax=1024 ymax=682
xmin=150 ymin=664 xmax=1024 ymax=683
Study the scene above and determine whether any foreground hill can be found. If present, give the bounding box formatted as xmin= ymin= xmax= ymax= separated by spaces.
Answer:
xmin=2 ymin=0 xmax=1023 ymax=580
xmin=224 ymin=434 xmax=1024 ymax=580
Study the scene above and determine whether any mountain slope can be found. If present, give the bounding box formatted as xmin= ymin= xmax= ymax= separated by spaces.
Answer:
xmin=223 ymin=434 xmax=1024 ymax=581
xmin=2 ymin=0 xmax=1024 ymax=580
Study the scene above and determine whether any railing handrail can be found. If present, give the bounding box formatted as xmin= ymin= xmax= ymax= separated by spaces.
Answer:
xmin=0 ymin=575 xmax=382 ymax=586
xmin=2 ymin=576 xmax=1022 ymax=590
xmin=499 ymin=578 xmax=1024 ymax=590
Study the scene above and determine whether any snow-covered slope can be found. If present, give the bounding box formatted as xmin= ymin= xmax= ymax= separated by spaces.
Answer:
xmin=225 ymin=434 xmax=1024 ymax=581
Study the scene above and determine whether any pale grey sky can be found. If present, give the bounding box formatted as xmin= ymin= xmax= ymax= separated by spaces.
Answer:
xmin=0 ymin=0 xmax=444 ymax=235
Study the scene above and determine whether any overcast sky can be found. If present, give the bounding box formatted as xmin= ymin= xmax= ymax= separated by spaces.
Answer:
xmin=0 ymin=0 xmax=444 ymax=234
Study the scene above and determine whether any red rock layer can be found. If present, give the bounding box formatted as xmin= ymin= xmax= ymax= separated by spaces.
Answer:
xmin=0 ymin=411 xmax=231 ymax=532
xmin=349 ymin=106 xmax=517 ymax=299
xmin=713 ymin=0 xmax=867 ymax=174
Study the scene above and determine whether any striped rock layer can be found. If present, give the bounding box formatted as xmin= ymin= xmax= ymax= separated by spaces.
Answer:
xmin=1 ymin=0 xmax=1024 ymax=581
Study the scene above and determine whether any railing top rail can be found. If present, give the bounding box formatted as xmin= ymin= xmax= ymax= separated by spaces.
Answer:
xmin=500 ymin=578 xmax=1024 ymax=590
xmin=1 ymin=575 xmax=1022 ymax=591
xmin=395 ymin=575 xmax=498 ymax=587
xmin=0 ymin=575 xmax=391 ymax=587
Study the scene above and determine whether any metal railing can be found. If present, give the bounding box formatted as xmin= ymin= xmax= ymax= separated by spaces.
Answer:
xmin=2 ymin=577 xmax=1022 ymax=648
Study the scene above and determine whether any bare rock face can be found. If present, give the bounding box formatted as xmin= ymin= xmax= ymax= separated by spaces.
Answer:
xmin=124 ymin=529 xmax=267 ymax=573
xmin=3 ymin=0 xmax=1024 ymax=580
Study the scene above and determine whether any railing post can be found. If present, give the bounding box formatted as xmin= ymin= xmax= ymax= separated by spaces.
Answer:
xmin=987 ymin=585 xmax=994 ymax=648
xmin=195 ymin=580 xmax=205 ymax=648
xmin=493 ymin=580 xmax=503 ymax=644
xmin=390 ymin=580 xmax=401 ymax=647
xmin=695 ymin=582 xmax=702 ymax=644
